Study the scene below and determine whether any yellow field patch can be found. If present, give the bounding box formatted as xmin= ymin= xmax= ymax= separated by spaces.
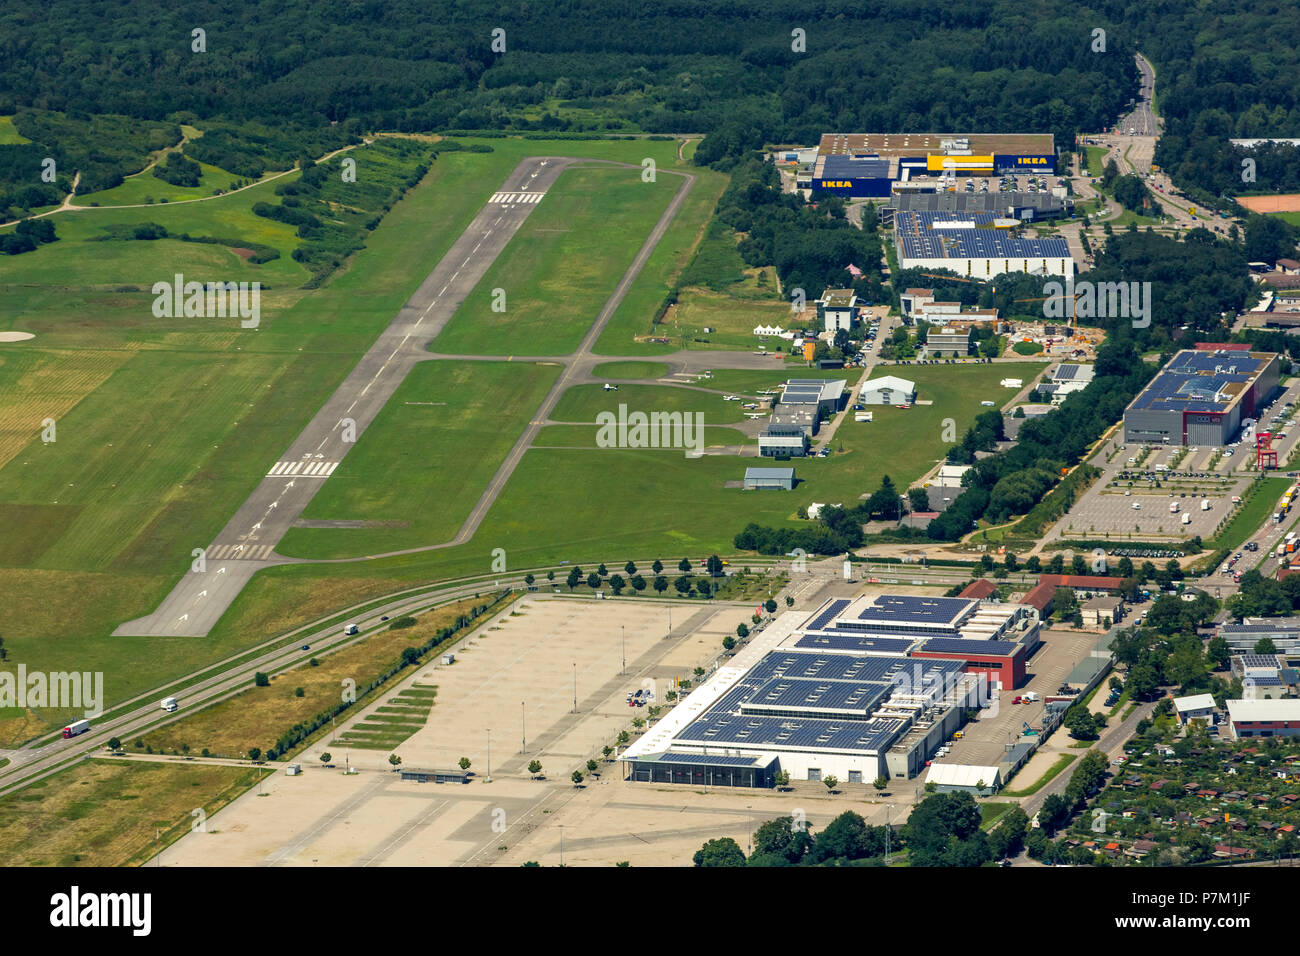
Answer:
xmin=0 ymin=348 xmax=133 ymax=470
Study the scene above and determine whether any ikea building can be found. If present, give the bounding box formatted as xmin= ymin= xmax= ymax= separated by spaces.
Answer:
xmin=812 ymin=132 xmax=1056 ymax=199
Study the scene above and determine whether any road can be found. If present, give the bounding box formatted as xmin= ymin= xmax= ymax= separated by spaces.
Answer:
xmin=1022 ymin=700 xmax=1155 ymax=820
xmin=117 ymin=157 xmax=576 ymax=636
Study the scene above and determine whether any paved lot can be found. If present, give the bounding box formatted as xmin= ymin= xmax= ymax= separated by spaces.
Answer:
xmin=157 ymin=597 xmax=761 ymax=866
xmin=937 ymin=626 xmax=1101 ymax=769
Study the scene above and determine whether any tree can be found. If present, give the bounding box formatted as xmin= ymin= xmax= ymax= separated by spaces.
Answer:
xmin=991 ymin=806 xmax=1029 ymax=859
xmin=764 ymin=599 xmax=777 ymax=614
xmin=774 ymin=770 xmax=791 ymax=790
xmin=707 ymin=555 xmax=724 ymax=577
xmin=902 ymin=792 xmax=988 ymax=867
xmin=653 ymin=575 xmax=668 ymax=594
xmin=528 ymin=759 xmax=543 ymax=778
xmin=631 ymin=574 xmax=647 ymax=591
xmin=1255 ymin=637 xmax=1279 ymax=654
xmin=693 ymin=837 xmax=746 ymax=867
xmin=908 ymin=486 xmax=931 ymax=512
xmin=1025 ymin=555 xmax=1042 ymax=573
xmin=586 ymin=759 xmax=598 ymax=774
xmin=458 ymin=756 xmax=471 ymax=771
xmin=320 ymin=752 xmax=331 ymax=764
xmin=566 ymin=567 xmax=581 ymax=590
xmin=823 ymin=774 xmax=839 ymax=794
xmin=785 ymin=595 xmax=795 ymax=607
xmin=751 ymin=817 xmax=813 ymax=865
xmin=624 ymin=561 xmax=637 ymax=576
xmin=1207 ymin=636 xmax=1232 ymax=670
xmin=873 ymin=775 xmax=888 ymax=792
xmin=587 ymin=572 xmax=601 ymax=590
xmin=812 ymin=811 xmax=883 ymax=863
xmin=1117 ymin=556 xmax=1134 ymax=578
xmin=679 ymin=558 xmax=692 ymax=572
xmin=736 ymin=623 xmax=749 ymax=638
xmin=1065 ymin=707 xmax=1100 ymax=740
xmin=571 ymin=769 xmax=585 ymax=787
xmin=107 ymin=737 xmax=121 ymax=751
xmin=652 ymin=559 xmax=664 ymax=575
xmin=722 ymin=635 xmax=736 ymax=651
xmin=696 ymin=578 xmax=712 ymax=597
xmin=674 ymin=575 xmax=693 ymax=594
xmin=524 ymin=573 xmax=534 ymax=586
xmin=610 ymin=574 xmax=627 ymax=595
xmin=248 ymin=747 xmax=262 ymax=762
xmin=390 ymin=754 xmax=403 ymax=770
xmin=597 ymin=563 xmax=608 ymax=577
xmin=254 ymin=671 xmax=270 ymax=687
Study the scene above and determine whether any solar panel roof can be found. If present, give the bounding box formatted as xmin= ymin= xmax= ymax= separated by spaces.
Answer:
xmin=676 ymin=713 xmax=909 ymax=753
xmin=793 ymin=633 xmax=917 ymax=654
xmin=747 ymin=651 xmax=902 ymax=684
xmin=821 ymin=154 xmax=890 ymax=179
xmin=1129 ymin=350 xmax=1274 ymax=414
xmin=804 ymin=599 xmax=851 ymax=632
xmin=895 ymin=209 xmax=1070 ymax=261
xmin=742 ymin=677 xmax=891 ymax=716
xmin=855 ymin=594 xmax=973 ymax=626
xmin=919 ymin=637 xmax=1020 ymax=656
xmin=639 ymin=752 xmax=774 ymax=767
xmin=1239 ymin=654 xmax=1281 ymax=667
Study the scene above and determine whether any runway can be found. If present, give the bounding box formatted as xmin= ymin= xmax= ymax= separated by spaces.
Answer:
xmin=114 ymin=157 xmax=575 ymax=637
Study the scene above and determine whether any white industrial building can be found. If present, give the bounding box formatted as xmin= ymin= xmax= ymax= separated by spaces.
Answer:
xmin=859 ymin=375 xmax=916 ymax=405
xmin=896 ymin=210 xmax=1075 ymax=281
xmin=1226 ymin=698 xmax=1300 ymax=739
xmin=924 ymin=763 xmax=1003 ymax=796
xmin=621 ymin=595 xmax=1041 ymax=787
xmin=1172 ymin=693 xmax=1217 ymax=724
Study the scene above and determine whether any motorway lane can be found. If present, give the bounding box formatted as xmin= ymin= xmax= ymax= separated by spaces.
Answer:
xmin=115 ymin=158 xmax=575 ymax=637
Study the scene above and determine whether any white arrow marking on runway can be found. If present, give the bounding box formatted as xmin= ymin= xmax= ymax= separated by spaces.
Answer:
xmin=177 ymin=614 xmax=189 ymax=623
xmin=285 ymin=481 xmax=295 ymax=490
xmin=235 ymin=544 xmax=245 ymax=552
xmin=269 ymin=501 xmax=278 ymax=509
xmin=217 ymin=567 xmax=227 ymax=574
xmin=252 ymin=522 xmax=261 ymax=530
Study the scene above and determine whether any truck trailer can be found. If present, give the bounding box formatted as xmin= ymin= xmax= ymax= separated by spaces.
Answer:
xmin=62 ymin=719 xmax=91 ymax=739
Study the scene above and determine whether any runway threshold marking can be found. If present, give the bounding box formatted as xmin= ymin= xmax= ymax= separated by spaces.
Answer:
xmin=267 ymin=460 xmax=339 ymax=477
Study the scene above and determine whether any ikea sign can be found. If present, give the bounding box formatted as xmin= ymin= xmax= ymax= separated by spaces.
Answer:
xmin=820 ymin=180 xmax=854 ymax=188
xmin=1016 ymin=157 xmax=1051 ymax=165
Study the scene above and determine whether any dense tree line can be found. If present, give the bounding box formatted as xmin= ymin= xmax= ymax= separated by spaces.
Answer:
xmin=710 ymin=156 xmax=883 ymax=298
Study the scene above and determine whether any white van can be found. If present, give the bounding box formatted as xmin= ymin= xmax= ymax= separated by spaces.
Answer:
xmin=160 ymin=697 xmax=178 ymax=713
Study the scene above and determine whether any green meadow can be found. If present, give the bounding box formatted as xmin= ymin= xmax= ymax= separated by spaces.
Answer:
xmin=430 ymin=165 xmax=679 ymax=356
xmin=0 ymin=134 xmax=704 ymax=712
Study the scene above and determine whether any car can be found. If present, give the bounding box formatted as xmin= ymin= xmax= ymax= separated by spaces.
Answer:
xmin=301 ymin=644 xmax=311 ymax=651
xmin=1012 ymin=696 xmax=1023 ymax=704
xmin=380 ymin=615 xmax=389 ymax=621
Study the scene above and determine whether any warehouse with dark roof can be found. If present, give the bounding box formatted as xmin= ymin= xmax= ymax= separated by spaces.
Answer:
xmin=1123 ymin=348 xmax=1281 ymax=447
xmin=812 ymin=132 xmax=1055 ymax=198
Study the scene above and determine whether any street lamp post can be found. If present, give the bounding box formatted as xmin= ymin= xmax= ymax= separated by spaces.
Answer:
xmin=573 ymin=663 xmax=577 ymax=713
xmin=885 ymin=805 xmax=893 ymax=864
xmin=521 ymin=701 xmax=526 ymax=753
xmin=487 ymin=729 xmax=492 ymax=783
xmin=621 ymin=625 xmax=625 ymax=674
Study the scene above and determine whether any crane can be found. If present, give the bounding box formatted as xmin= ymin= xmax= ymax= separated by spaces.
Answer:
xmin=1016 ymin=290 xmax=1085 ymax=337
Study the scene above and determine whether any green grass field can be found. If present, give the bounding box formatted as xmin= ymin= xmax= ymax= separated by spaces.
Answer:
xmin=1085 ymin=146 xmax=1107 ymax=177
xmin=0 ymin=116 xmax=30 ymax=145
xmin=0 ymin=134 xmax=702 ymax=712
xmin=592 ymin=167 xmax=728 ymax=356
xmin=278 ymin=360 xmax=560 ymax=559
xmin=195 ymin=360 xmax=1038 ymax=653
xmin=430 ymin=165 xmax=678 ymax=356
